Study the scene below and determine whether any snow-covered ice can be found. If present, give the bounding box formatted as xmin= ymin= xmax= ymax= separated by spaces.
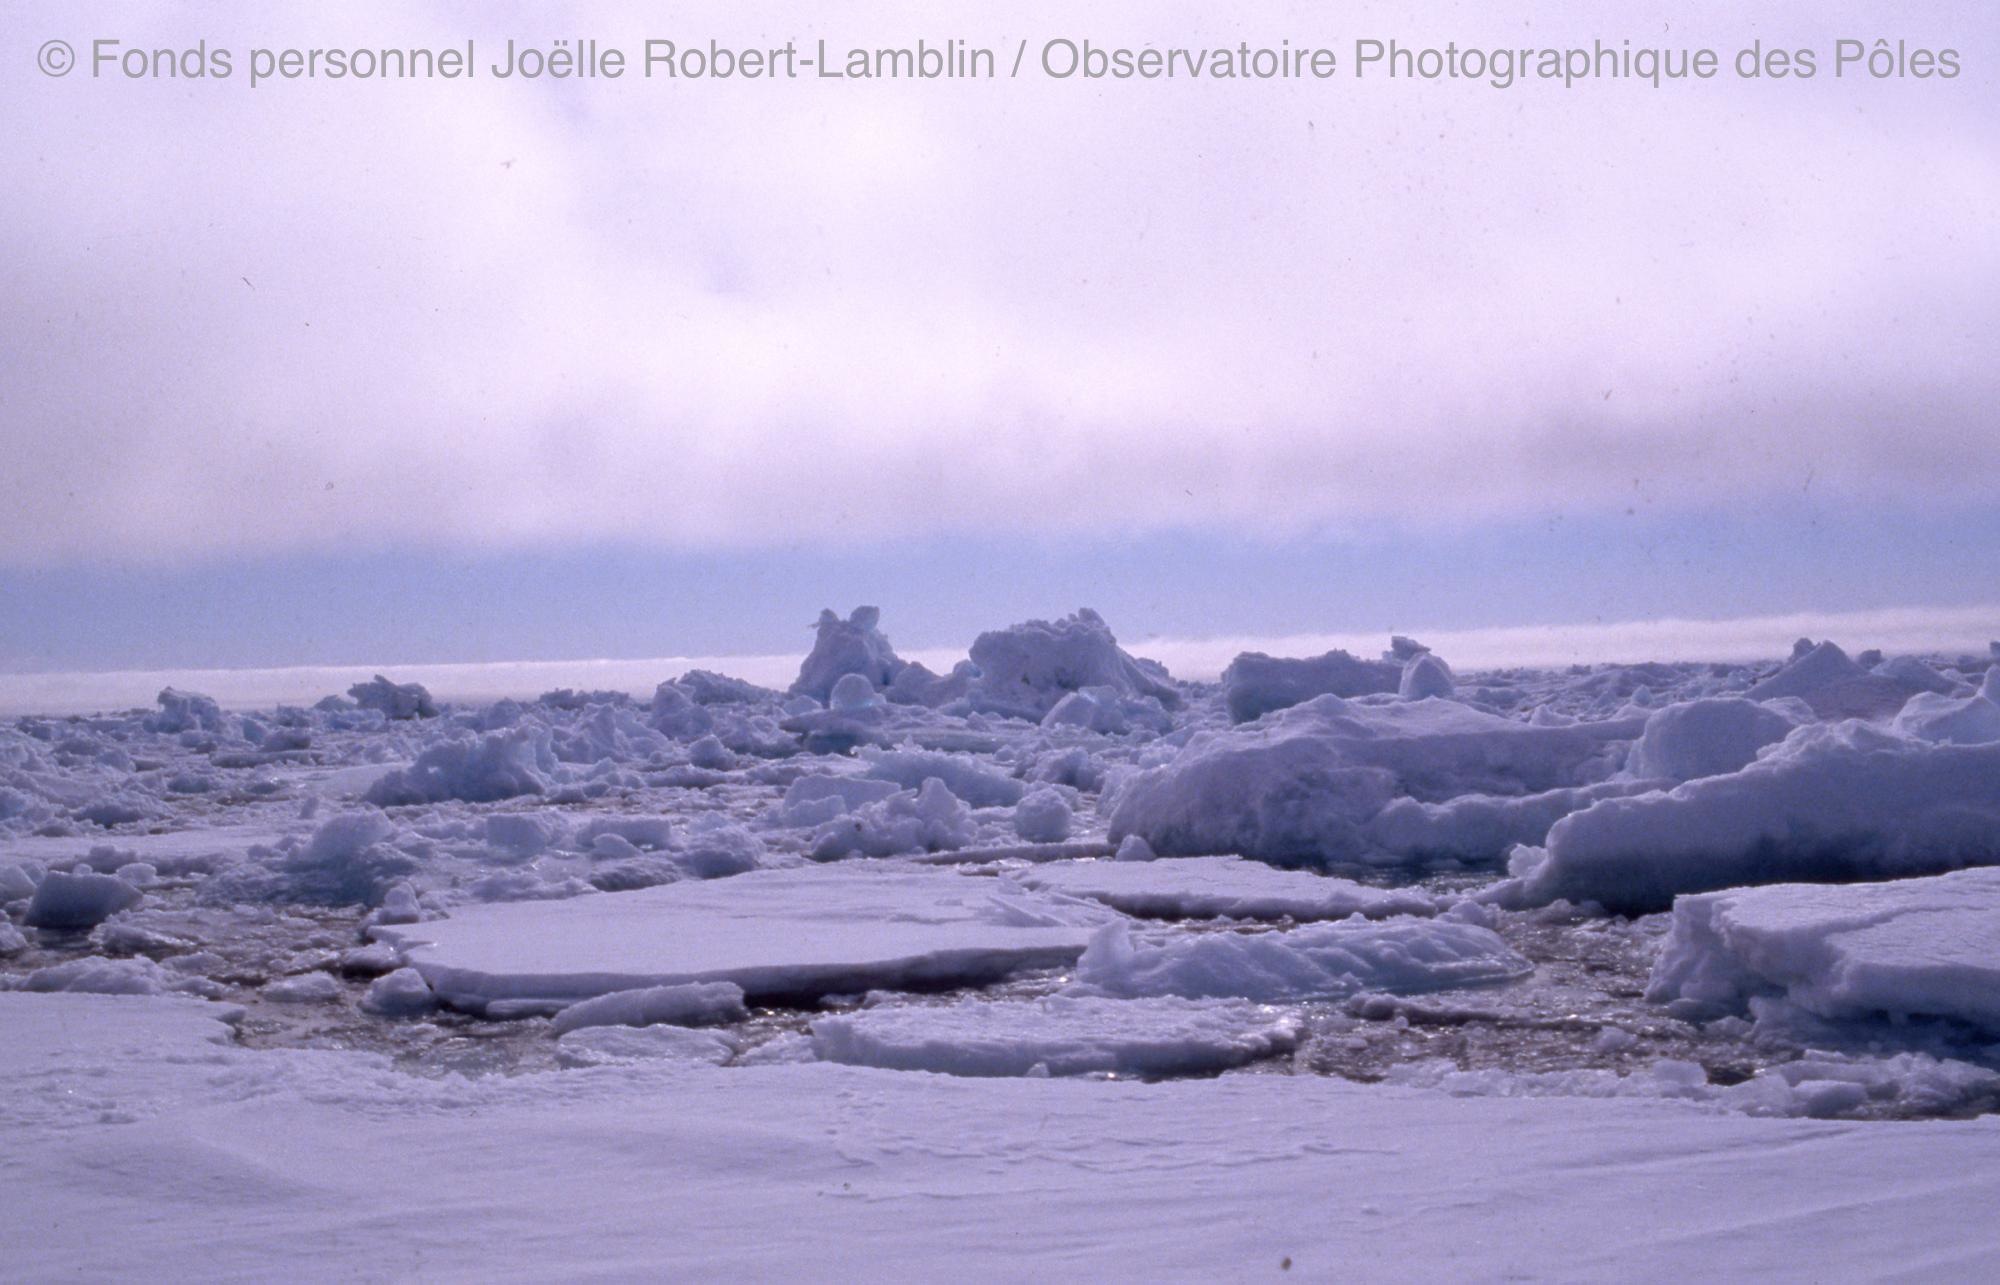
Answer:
xmin=1073 ymin=917 xmax=1530 ymax=1002
xmin=1648 ymin=868 xmax=2000 ymax=1036
xmin=810 ymin=993 xmax=1301 ymax=1077
xmin=10 ymin=992 xmax=2000 ymax=1279
xmin=372 ymin=862 xmax=1109 ymax=1010
xmin=1011 ymin=855 xmax=1440 ymax=921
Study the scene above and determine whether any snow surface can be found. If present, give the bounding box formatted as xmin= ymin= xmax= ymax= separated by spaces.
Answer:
xmin=10 ymin=993 xmax=2000 ymax=1279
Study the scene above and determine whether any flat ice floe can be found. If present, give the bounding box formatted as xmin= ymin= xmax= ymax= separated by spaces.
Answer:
xmin=811 ymin=994 xmax=1301 ymax=1077
xmin=1009 ymin=855 xmax=1440 ymax=921
xmin=372 ymin=862 xmax=1113 ymax=1010
xmin=1647 ymin=868 xmax=2000 ymax=1036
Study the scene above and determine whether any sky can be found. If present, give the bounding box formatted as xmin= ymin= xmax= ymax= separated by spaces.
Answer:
xmin=2 ymin=1 xmax=1996 ymax=674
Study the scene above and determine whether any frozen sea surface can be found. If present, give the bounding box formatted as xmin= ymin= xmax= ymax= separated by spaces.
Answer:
xmin=6 ymin=608 xmax=2000 ymax=1274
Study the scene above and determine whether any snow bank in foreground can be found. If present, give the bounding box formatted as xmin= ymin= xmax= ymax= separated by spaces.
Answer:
xmin=811 ymin=994 xmax=1300 ymax=1077
xmin=1073 ymin=917 xmax=1528 ymax=1003
xmin=1504 ymin=721 xmax=2000 ymax=913
xmin=1388 ymin=1050 xmax=2000 ymax=1120
xmin=18 ymin=993 xmax=2000 ymax=1277
xmin=1647 ymin=869 xmax=2000 ymax=1037
xmin=1010 ymin=857 xmax=1439 ymax=922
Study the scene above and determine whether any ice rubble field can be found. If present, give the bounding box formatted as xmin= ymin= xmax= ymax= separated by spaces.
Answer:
xmin=9 ymin=607 xmax=2000 ymax=1275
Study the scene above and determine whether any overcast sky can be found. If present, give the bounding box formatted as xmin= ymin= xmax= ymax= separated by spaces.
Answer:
xmin=3 ymin=1 xmax=1995 ymax=670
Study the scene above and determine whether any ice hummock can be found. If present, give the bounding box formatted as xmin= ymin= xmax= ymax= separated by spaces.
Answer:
xmin=1105 ymin=694 xmax=1636 ymax=866
xmin=963 ymin=608 xmax=1179 ymax=720
xmin=1503 ymin=719 xmax=2000 ymax=913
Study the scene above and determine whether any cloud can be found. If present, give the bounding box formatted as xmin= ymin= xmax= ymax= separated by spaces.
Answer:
xmin=3 ymin=0 xmax=1996 ymax=566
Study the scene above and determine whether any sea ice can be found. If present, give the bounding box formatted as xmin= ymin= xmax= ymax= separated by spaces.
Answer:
xmin=1010 ymin=856 xmax=1439 ymax=922
xmin=371 ymin=862 xmax=1110 ymax=1010
xmin=1647 ymin=868 xmax=2000 ymax=1036
xmin=550 ymin=981 xmax=748 ymax=1036
xmin=963 ymin=609 xmax=1179 ymax=720
xmin=1220 ymin=648 xmax=1400 ymax=723
xmin=791 ymin=606 xmax=907 ymax=701
xmin=1106 ymin=695 xmax=1636 ymax=866
xmin=1072 ymin=917 xmax=1529 ymax=1003
xmin=810 ymin=994 xmax=1301 ymax=1077
xmin=1503 ymin=720 xmax=2000 ymax=913
xmin=23 ymin=868 xmax=143 ymax=929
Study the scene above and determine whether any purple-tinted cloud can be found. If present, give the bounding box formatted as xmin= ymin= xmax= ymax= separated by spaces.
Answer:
xmin=3 ymin=0 xmax=1994 ymax=565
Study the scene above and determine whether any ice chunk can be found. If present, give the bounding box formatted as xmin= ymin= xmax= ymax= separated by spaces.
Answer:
xmin=347 ymin=674 xmax=438 ymax=720
xmin=1870 ymin=655 xmax=1961 ymax=696
xmin=144 ymin=687 xmax=226 ymax=735
xmin=810 ymin=779 xmax=979 ymax=860
xmin=1011 ymin=857 xmax=1439 ymax=922
xmin=1073 ymin=918 xmax=1529 ymax=1002
xmin=1398 ymin=654 xmax=1455 ymax=701
xmin=555 ymin=1024 xmax=737 ymax=1069
xmin=811 ymin=994 xmax=1300 ymax=1078
xmin=362 ymin=967 xmax=437 ymax=1016
xmin=1114 ymin=834 xmax=1158 ymax=863
xmin=25 ymin=956 xmax=170 ymax=995
xmin=770 ymin=774 xmax=903 ymax=828
xmin=1040 ymin=686 xmax=1172 ymax=736
xmin=550 ymin=981 xmax=748 ymax=1035
xmin=964 ymin=609 xmax=1179 ymax=720
xmin=1891 ymin=667 xmax=2000 ymax=746
xmin=1647 ymin=869 xmax=2000 ymax=1036
xmin=1221 ymin=649 xmax=1399 ymax=723
xmin=1504 ymin=721 xmax=2000 ymax=914
xmin=1012 ymin=787 xmax=1074 ymax=843
xmin=1106 ymin=695 xmax=1636 ymax=866
xmin=1626 ymin=698 xmax=1800 ymax=782
xmin=791 ymin=606 xmax=907 ymax=701
xmin=671 ymin=670 xmax=779 ymax=706
xmin=371 ymin=863 xmax=1104 ymax=1010
xmin=263 ymin=973 xmax=342 ymax=1003
xmin=861 ymin=748 xmax=1025 ymax=807
xmin=366 ymin=728 xmax=554 ymax=805
xmin=272 ymin=810 xmax=417 ymax=907
xmin=24 ymin=869 xmax=143 ymax=930
xmin=1745 ymin=642 xmax=1916 ymax=719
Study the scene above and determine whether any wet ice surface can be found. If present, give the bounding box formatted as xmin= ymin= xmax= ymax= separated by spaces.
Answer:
xmin=0 ymin=851 xmax=1956 ymax=1117
xmin=6 ymin=616 xmax=2000 ymax=1122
